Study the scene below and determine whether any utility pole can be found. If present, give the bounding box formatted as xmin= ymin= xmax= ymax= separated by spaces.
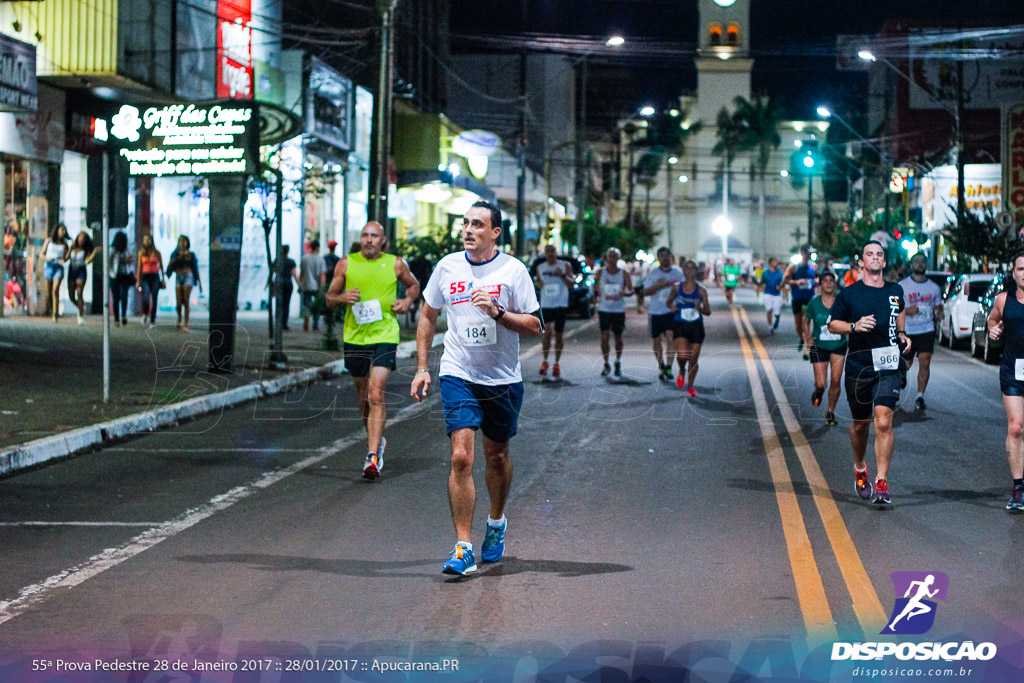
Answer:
xmin=370 ymin=0 xmax=398 ymax=239
xmin=665 ymin=157 xmax=674 ymax=252
xmin=576 ymin=57 xmax=588 ymax=255
xmin=956 ymin=58 xmax=966 ymax=234
xmin=807 ymin=175 xmax=813 ymax=246
xmin=516 ymin=52 xmax=527 ymax=256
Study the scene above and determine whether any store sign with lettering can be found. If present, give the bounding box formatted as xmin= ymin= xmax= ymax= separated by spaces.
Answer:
xmin=0 ymin=33 xmax=36 ymax=112
xmin=1008 ymin=105 xmax=1024 ymax=216
xmin=112 ymin=101 xmax=258 ymax=177
xmin=217 ymin=0 xmax=253 ymax=99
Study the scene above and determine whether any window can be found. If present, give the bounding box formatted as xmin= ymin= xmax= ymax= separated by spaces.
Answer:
xmin=709 ymin=24 xmax=722 ymax=46
xmin=727 ymin=24 xmax=740 ymax=47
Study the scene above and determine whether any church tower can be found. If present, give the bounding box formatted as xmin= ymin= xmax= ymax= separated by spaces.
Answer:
xmin=694 ymin=0 xmax=753 ymax=125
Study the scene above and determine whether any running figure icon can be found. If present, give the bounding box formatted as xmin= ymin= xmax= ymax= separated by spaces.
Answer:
xmin=887 ymin=574 xmax=939 ymax=632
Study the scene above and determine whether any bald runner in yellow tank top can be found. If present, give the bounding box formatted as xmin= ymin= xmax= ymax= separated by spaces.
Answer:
xmin=326 ymin=221 xmax=421 ymax=480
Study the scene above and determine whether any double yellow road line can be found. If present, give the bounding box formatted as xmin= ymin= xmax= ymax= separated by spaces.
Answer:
xmin=731 ymin=308 xmax=888 ymax=643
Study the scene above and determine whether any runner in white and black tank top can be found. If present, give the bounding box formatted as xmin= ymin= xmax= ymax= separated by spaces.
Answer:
xmin=988 ymin=252 xmax=1024 ymax=511
xmin=667 ymin=260 xmax=711 ymax=396
xmin=596 ymin=248 xmax=633 ymax=378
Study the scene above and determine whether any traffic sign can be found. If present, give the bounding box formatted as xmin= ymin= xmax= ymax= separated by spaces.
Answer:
xmin=997 ymin=211 xmax=1015 ymax=229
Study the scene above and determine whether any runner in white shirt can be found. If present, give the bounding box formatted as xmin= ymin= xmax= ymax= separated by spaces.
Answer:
xmin=595 ymin=247 xmax=634 ymax=378
xmin=535 ymin=244 xmax=575 ymax=378
xmin=898 ymin=253 xmax=944 ymax=410
xmin=643 ymin=246 xmax=684 ymax=381
xmin=411 ymin=201 xmax=542 ymax=576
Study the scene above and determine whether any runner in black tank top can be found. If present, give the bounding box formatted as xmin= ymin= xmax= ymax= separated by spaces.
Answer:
xmin=988 ymin=252 xmax=1024 ymax=511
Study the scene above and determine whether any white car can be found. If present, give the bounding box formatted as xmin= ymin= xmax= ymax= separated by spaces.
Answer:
xmin=939 ymin=273 xmax=994 ymax=349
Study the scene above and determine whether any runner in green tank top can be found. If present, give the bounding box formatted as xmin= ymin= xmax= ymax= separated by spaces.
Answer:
xmin=804 ymin=270 xmax=847 ymax=426
xmin=326 ymin=221 xmax=421 ymax=480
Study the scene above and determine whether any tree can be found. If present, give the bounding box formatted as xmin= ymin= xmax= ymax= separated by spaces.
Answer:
xmin=733 ymin=95 xmax=784 ymax=256
xmin=944 ymin=208 xmax=1024 ymax=274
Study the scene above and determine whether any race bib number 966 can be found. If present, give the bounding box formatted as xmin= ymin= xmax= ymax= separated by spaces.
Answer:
xmin=872 ymin=345 xmax=901 ymax=372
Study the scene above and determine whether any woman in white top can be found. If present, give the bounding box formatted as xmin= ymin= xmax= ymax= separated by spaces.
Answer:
xmin=40 ymin=223 xmax=69 ymax=321
xmin=67 ymin=231 xmax=99 ymax=325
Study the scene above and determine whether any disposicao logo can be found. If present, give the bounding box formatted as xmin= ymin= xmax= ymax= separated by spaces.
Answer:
xmin=831 ymin=571 xmax=997 ymax=663
xmin=111 ymin=105 xmax=142 ymax=143
xmin=882 ymin=571 xmax=948 ymax=635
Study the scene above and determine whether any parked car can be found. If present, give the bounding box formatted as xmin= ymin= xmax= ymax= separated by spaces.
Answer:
xmin=971 ymin=274 xmax=1009 ymax=363
xmin=940 ymin=273 xmax=995 ymax=349
xmin=529 ymin=254 xmax=595 ymax=319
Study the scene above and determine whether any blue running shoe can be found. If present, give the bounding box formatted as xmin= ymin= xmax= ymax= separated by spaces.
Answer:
xmin=481 ymin=518 xmax=507 ymax=563
xmin=1007 ymin=486 xmax=1024 ymax=513
xmin=441 ymin=543 xmax=477 ymax=576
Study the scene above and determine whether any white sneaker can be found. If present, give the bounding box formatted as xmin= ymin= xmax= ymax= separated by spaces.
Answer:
xmin=77 ymin=315 xmax=84 ymax=326
xmin=377 ymin=436 xmax=387 ymax=471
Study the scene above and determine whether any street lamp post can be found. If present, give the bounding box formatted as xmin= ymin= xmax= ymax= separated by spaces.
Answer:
xmin=370 ymin=0 xmax=399 ymax=238
xmin=575 ymin=36 xmax=625 ymax=257
xmin=859 ymin=48 xmax=965 ymax=233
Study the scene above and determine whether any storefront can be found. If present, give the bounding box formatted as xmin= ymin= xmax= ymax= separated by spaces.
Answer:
xmin=1 ymin=75 xmax=63 ymax=317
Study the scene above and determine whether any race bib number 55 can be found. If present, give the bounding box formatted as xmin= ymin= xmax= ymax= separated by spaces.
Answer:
xmin=872 ymin=345 xmax=901 ymax=372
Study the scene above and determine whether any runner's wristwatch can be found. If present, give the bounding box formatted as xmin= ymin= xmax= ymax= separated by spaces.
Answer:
xmin=492 ymin=305 xmax=506 ymax=321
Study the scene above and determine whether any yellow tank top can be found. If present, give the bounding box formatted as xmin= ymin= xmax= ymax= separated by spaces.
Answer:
xmin=342 ymin=252 xmax=399 ymax=345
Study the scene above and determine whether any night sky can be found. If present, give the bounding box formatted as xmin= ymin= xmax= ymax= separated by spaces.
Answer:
xmin=450 ymin=0 xmax=1024 ymax=126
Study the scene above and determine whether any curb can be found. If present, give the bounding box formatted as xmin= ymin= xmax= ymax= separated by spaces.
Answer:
xmin=0 ymin=333 xmax=443 ymax=478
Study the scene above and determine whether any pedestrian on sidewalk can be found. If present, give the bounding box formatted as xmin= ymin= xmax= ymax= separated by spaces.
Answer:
xmin=67 ymin=231 xmax=99 ymax=325
xmin=411 ymin=201 xmax=542 ymax=576
xmin=324 ymin=240 xmax=340 ymax=277
xmin=135 ymin=234 xmax=165 ymax=327
xmin=271 ymin=245 xmax=299 ymax=331
xmin=109 ymin=231 xmax=134 ymax=326
xmin=41 ymin=223 xmax=69 ymax=321
xmin=166 ymin=235 xmax=202 ymax=332
xmin=300 ymin=239 xmax=326 ymax=331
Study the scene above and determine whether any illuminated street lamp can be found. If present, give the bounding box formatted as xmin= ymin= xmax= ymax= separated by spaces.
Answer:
xmin=606 ymin=35 xmax=625 ymax=47
xmin=712 ymin=214 xmax=733 ymax=257
xmin=640 ymin=106 xmax=655 ymax=117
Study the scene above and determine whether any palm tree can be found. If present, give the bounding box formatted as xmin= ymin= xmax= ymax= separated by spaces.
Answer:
xmin=732 ymin=95 xmax=784 ymax=256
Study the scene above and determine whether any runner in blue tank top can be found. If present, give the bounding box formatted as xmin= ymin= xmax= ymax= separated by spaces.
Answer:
xmin=667 ymin=260 xmax=711 ymax=396
xmin=987 ymin=250 xmax=1024 ymax=512
xmin=784 ymin=244 xmax=817 ymax=359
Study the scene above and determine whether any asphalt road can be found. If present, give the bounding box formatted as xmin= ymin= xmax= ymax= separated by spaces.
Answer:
xmin=1 ymin=287 xmax=1022 ymax=682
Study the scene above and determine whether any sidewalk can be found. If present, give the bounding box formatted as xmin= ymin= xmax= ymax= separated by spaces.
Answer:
xmin=0 ymin=309 xmax=437 ymax=474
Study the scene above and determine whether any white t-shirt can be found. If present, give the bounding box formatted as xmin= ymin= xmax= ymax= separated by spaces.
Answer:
xmin=598 ymin=268 xmax=626 ymax=313
xmin=424 ymin=250 xmax=540 ymax=386
xmin=899 ymin=276 xmax=943 ymax=335
xmin=643 ymin=266 xmax=684 ymax=316
xmin=536 ymin=259 xmax=571 ymax=309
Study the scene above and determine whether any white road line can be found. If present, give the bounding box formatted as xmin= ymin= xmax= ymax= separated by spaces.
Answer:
xmin=0 ymin=396 xmax=437 ymax=626
xmin=106 ymin=448 xmax=312 ymax=453
xmin=0 ymin=522 xmax=162 ymax=527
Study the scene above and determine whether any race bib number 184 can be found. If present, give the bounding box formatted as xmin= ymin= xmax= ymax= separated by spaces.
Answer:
xmin=460 ymin=319 xmax=497 ymax=347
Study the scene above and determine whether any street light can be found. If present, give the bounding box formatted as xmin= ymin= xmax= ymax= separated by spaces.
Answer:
xmin=668 ymin=156 xmax=678 ymax=164
xmin=859 ymin=46 xmax=965 ymax=235
xmin=712 ymin=215 xmax=733 ymax=258
xmin=640 ymin=106 xmax=655 ymax=117
xmin=576 ymin=35 xmax=626 ymax=256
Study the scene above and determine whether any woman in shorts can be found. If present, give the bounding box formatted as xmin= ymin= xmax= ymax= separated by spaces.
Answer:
xmin=166 ymin=235 xmax=202 ymax=331
xmin=667 ymin=260 xmax=711 ymax=397
xmin=67 ymin=231 xmax=99 ymax=325
xmin=804 ymin=270 xmax=847 ymax=426
xmin=40 ymin=223 xmax=69 ymax=321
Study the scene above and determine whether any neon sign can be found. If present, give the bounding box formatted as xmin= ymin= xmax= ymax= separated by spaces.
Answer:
xmin=113 ymin=101 xmax=258 ymax=177
xmin=217 ymin=0 xmax=252 ymax=99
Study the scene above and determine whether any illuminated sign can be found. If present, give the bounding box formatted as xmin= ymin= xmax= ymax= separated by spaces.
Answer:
xmin=112 ymin=101 xmax=258 ymax=177
xmin=217 ymin=0 xmax=253 ymax=99
xmin=0 ymin=33 xmax=36 ymax=112
xmin=1008 ymin=105 xmax=1024 ymax=216
xmin=306 ymin=57 xmax=352 ymax=150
